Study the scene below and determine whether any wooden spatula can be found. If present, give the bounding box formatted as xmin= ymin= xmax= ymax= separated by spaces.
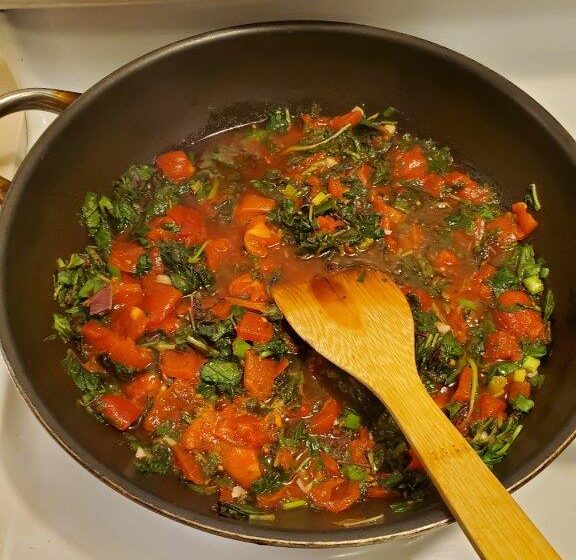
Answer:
xmin=272 ymin=267 xmax=560 ymax=560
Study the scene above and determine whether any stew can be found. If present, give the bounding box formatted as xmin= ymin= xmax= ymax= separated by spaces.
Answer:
xmin=52 ymin=106 xmax=552 ymax=521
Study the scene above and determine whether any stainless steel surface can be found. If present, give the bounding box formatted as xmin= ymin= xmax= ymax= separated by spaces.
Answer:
xmin=0 ymin=88 xmax=78 ymax=196
xmin=0 ymin=88 xmax=79 ymax=118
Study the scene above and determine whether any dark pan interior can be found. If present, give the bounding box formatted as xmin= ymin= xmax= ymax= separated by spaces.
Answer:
xmin=1 ymin=22 xmax=575 ymax=546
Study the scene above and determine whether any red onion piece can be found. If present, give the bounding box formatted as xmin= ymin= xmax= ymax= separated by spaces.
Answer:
xmin=85 ymin=284 xmax=113 ymax=315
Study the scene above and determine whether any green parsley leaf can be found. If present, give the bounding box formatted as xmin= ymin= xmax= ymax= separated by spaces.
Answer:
xmin=61 ymin=351 xmax=105 ymax=397
xmin=200 ymin=359 xmax=242 ymax=388
xmin=342 ymin=464 xmax=370 ymax=482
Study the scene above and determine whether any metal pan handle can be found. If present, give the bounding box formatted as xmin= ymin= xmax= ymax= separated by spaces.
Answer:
xmin=0 ymin=88 xmax=80 ymax=203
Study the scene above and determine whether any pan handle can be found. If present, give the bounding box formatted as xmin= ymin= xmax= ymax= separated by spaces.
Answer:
xmin=0 ymin=88 xmax=80 ymax=203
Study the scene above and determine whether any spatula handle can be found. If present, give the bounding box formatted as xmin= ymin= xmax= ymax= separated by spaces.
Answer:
xmin=381 ymin=379 xmax=560 ymax=560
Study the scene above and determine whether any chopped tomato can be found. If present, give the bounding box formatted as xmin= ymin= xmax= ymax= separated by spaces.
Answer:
xmin=215 ymin=404 xmax=275 ymax=449
xmin=486 ymin=213 xmax=522 ymax=246
xmin=275 ymin=447 xmax=295 ymax=470
xmin=320 ymin=451 xmax=341 ymax=476
xmin=155 ymin=314 xmax=180 ymax=335
xmin=110 ymin=306 xmax=148 ymax=340
xmin=141 ymin=276 xmax=182 ymax=329
xmin=478 ymin=394 xmax=507 ymax=420
xmin=397 ymin=223 xmax=425 ymax=251
xmin=218 ymin=486 xmax=234 ymax=503
xmin=143 ymin=379 xmax=200 ymax=432
xmin=244 ymin=215 xmax=282 ymax=257
xmin=309 ymin=398 xmax=342 ymax=434
xmin=512 ymin=202 xmax=538 ymax=238
xmin=422 ymin=173 xmax=445 ymax=198
xmin=390 ymin=146 xmax=428 ymax=180
xmin=306 ymin=175 xmax=323 ymax=198
xmin=444 ymin=172 xmax=491 ymax=203
xmin=452 ymin=366 xmax=474 ymax=403
xmin=223 ymin=297 xmax=265 ymax=313
xmin=400 ymin=286 xmax=433 ymax=311
xmin=243 ymin=349 xmax=279 ymax=401
xmin=366 ymin=485 xmax=399 ymax=500
xmin=507 ymin=380 xmax=531 ymax=401
xmin=372 ymin=198 xmax=405 ymax=231
xmin=211 ymin=300 xmax=232 ymax=319
xmin=348 ymin=427 xmax=374 ymax=465
xmin=275 ymin=357 xmax=290 ymax=376
xmin=165 ymin=205 xmax=207 ymax=246
xmin=431 ymin=249 xmax=460 ymax=274
xmin=327 ymin=177 xmax=348 ymax=198
xmin=274 ymin=124 xmax=305 ymax=149
xmin=155 ymin=150 xmax=195 ymax=182
xmin=147 ymin=216 xmax=178 ymax=244
xmin=205 ymin=238 xmax=233 ymax=272
xmin=309 ymin=478 xmax=360 ymax=513
xmin=172 ymin=444 xmax=207 ymax=485
xmin=484 ymin=331 xmax=522 ymax=363
xmin=234 ymin=193 xmax=276 ymax=223
xmin=228 ymin=273 xmax=268 ymax=302
xmin=181 ymin=406 xmax=218 ymax=451
xmin=98 ymin=394 xmax=143 ymax=431
xmin=467 ymin=263 xmax=496 ymax=300
xmin=328 ymin=107 xmax=364 ymax=131
xmin=82 ymin=321 xmax=153 ymax=370
xmin=493 ymin=309 xmax=545 ymax=340
xmin=111 ymin=275 xmax=144 ymax=307
xmin=256 ymin=482 xmax=305 ymax=509
xmin=109 ymin=241 xmax=145 ymax=274
xmin=356 ymin=163 xmax=374 ymax=188
xmin=498 ymin=290 xmax=532 ymax=309
xmin=160 ymin=350 xmax=206 ymax=382
xmin=406 ymin=449 xmax=424 ymax=471
xmin=219 ymin=443 xmax=262 ymax=488
xmin=285 ymin=401 xmax=313 ymax=420
xmin=432 ymin=391 xmax=451 ymax=408
xmin=236 ymin=311 xmax=274 ymax=343
xmin=302 ymin=114 xmax=331 ymax=128
xmin=452 ymin=230 xmax=475 ymax=253
xmin=123 ymin=373 xmax=161 ymax=408
xmin=316 ymin=215 xmax=344 ymax=233
xmin=446 ymin=307 xmax=469 ymax=343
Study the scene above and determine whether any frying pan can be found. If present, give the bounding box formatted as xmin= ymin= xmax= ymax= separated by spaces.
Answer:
xmin=0 ymin=21 xmax=575 ymax=548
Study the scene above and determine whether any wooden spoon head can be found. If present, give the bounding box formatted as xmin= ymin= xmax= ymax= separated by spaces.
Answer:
xmin=272 ymin=267 xmax=418 ymax=395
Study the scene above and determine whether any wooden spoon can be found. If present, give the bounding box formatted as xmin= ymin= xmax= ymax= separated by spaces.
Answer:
xmin=272 ymin=267 xmax=560 ymax=560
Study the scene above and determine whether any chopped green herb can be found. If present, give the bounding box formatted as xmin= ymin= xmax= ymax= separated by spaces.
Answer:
xmin=342 ymin=464 xmax=370 ymax=482
xmin=525 ymin=184 xmax=542 ymax=211
xmin=511 ymin=395 xmax=535 ymax=413
xmin=340 ymin=409 xmax=361 ymax=430
xmin=200 ymin=359 xmax=242 ymax=389
xmin=134 ymin=444 xmax=173 ymax=475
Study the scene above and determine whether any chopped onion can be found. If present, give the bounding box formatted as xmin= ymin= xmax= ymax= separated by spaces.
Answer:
xmin=135 ymin=447 xmax=148 ymax=459
xmin=435 ymin=321 xmax=451 ymax=334
xmin=231 ymin=486 xmax=247 ymax=499
xmin=84 ymin=284 xmax=113 ymax=315
xmin=296 ymin=478 xmax=313 ymax=494
xmin=155 ymin=274 xmax=172 ymax=285
xmin=161 ymin=436 xmax=177 ymax=447
xmin=382 ymin=123 xmax=396 ymax=135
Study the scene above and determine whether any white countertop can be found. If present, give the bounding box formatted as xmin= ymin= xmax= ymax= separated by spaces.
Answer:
xmin=0 ymin=2 xmax=575 ymax=558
